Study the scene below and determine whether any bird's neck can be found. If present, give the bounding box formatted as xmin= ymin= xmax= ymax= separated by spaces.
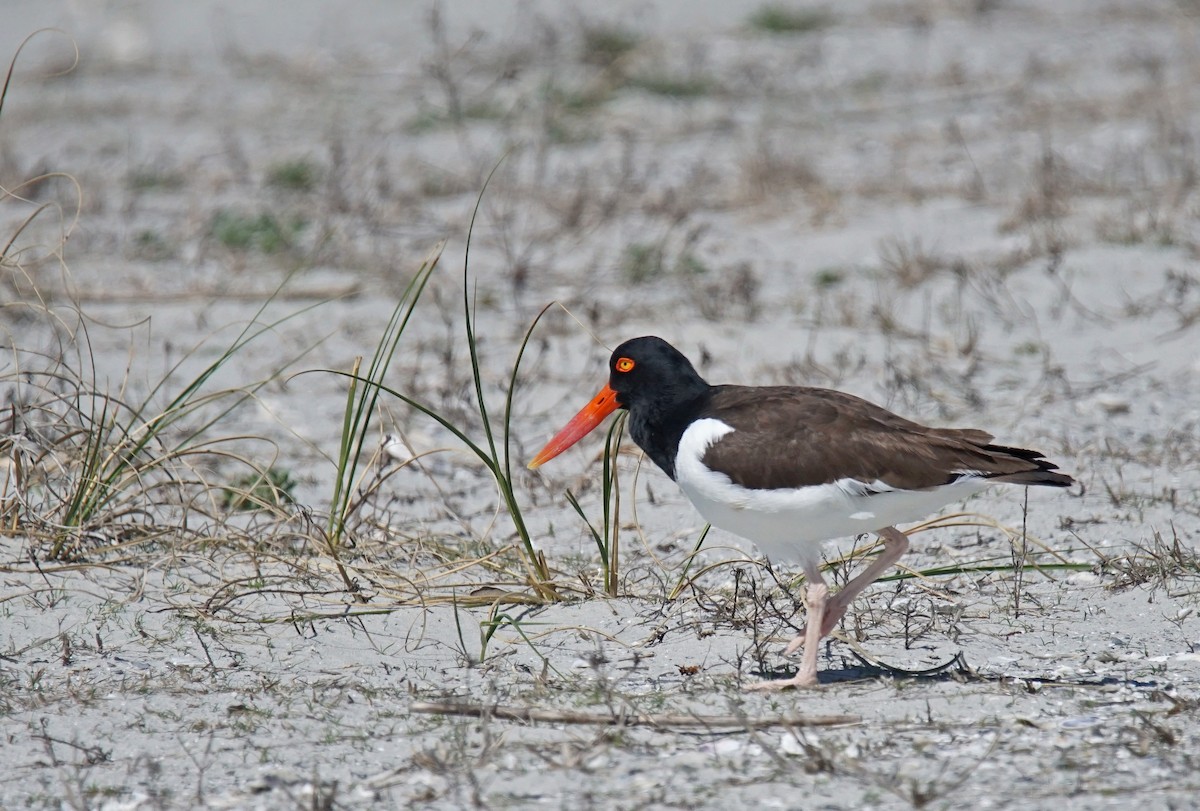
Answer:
xmin=627 ymin=382 xmax=711 ymax=481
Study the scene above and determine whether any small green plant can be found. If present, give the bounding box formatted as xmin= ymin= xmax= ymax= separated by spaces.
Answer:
xmin=463 ymin=100 xmax=507 ymax=121
xmin=131 ymin=229 xmax=175 ymax=261
xmin=127 ymin=168 xmax=185 ymax=192
xmin=11 ymin=273 xmax=327 ymax=559
xmin=323 ymin=244 xmax=443 ymax=560
xmin=210 ymin=209 xmax=304 ymax=253
xmin=626 ymin=72 xmax=712 ymax=98
xmin=814 ymin=267 xmax=845 ymax=288
xmin=747 ymin=4 xmax=834 ymax=34
xmin=621 ymin=244 xmax=719 ymax=287
xmin=621 ymin=242 xmax=665 ymax=283
xmin=364 ymin=287 xmax=559 ymax=597
xmin=404 ymin=109 xmax=445 ymax=135
xmin=454 ymin=598 xmax=561 ymax=676
xmin=326 ymin=163 xmax=562 ymax=600
xmin=265 ymin=159 xmax=320 ymax=192
xmin=675 ymin=252 xmax=710 ymax=276
xmin=544 ymin=81 xmax=611 ymax=115
xmin=220 ymin=467 xmax=297 ymax=512
xmin=580 ymin=24 xmax=641 ymax=66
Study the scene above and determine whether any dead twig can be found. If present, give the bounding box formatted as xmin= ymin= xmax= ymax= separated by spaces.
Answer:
xmin=408 ymin=700 xmax=859 ymax=729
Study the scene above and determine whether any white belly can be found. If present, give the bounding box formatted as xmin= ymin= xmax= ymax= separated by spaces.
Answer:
xmin=674 ymin=418 xmax=989 ymax=567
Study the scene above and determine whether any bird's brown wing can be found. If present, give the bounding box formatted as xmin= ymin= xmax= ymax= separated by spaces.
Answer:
xmin=699 ymin=386 xmax=1067 ymax=491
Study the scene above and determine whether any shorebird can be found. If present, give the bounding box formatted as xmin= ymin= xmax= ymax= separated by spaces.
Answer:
xmin=529 ymin=336 xmax=1073 ymax=689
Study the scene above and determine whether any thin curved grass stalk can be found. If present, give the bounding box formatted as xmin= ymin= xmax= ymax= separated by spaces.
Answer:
xmin=564 ymin=490 xmax=602 ymax=565
xmin=1 ymin=31 xmax=81 ymax=264
xmin=325 ymin=241 xmax=443 ymax=551
xmin=776 ymin=512 xmax=1073 ymax=591
xmin=1 ymin=177 xmax=83 ymax=265
xmin=602 ymin=413 xmax=625 ymax=595
xmin=325 ymin=297 xmax=562 ymax=599
xmin=457 ymin=160 xmax=558 ymax=596
xmin=664 ymin=509 xmax=1078 ymax=598
xmin=564 ymin=413 xmax=628 ymax=596
xmin=331 ymin=157 xmax=559 ymax=599
xmin=668 ymin=545 xmax=765 ymax=597
xmin=876 ymin=561 xmax=1091 ymax=583
xmin=451 ymin=595 xmax=474 ymax=663
xmin=323 ymin=161 xmax=564 ymax=600
xmin=912 ymin=511 xmax=1071 ymax=564
xmin=501 ymin=302 xmax=553 ymax=496
xmin=346 ymin=345 xmax=559 ymax=600
xmin=319 ymin=245 xmax=443 ymax=598
xmin=325 ymin=355 xmax=364 ymax=596
xmin=497 ymin=303 xmax=559 ymax=594
xmin=667 ymin=523 xmax=712 ymax=600
xmin=0 ymin=29 xmax=77 ymax=117
xmin=461 ymin=165 xmax=501 ymax=468
xmin=139 ymin=272 xmax=330 ymax=451
xmin=478 ymin=601 xmax=506 ymax=661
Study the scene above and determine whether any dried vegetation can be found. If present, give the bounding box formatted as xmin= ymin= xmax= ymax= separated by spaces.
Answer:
xmin=3 ymin=3 xmax=1200 ymax=807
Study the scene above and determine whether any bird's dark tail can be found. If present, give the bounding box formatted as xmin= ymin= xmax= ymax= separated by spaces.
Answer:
xmin=979 ymin=443 xmax=1074 ymax=488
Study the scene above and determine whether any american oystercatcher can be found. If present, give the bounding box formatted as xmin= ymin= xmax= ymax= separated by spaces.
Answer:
xmin=529 ymin=336 xmax=1074 ymax=689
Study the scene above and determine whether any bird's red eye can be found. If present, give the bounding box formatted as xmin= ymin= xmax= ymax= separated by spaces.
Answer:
xmin=615 ymin=357 xmax=635 ymax=372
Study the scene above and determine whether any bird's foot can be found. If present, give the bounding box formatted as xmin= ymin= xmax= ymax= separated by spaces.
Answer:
xmin=744 ymin=670 xmax=818 ymax=691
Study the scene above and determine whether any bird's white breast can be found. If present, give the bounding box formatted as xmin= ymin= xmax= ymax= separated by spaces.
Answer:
xmin=673 ymin=418 xmax=988 ymax=567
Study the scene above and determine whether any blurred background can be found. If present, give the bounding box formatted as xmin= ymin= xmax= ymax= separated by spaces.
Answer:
xmin=3 ymin=0 xmax=1199 ymax=514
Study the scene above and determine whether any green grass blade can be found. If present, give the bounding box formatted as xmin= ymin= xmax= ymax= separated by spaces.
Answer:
xmin=602 ymin=412 xmax=627 ymax=596
xmin=322 ymin=244 xmax=443 ymax=545
xmin=668 ymin=524 xmax=712 ymax=600
xmin=564 ymin=489 xmax=606 ymax=551
xmin=461 ymin=158 xmax=508 ymax=465
xmin=501 ymin=302 xmax=554 ymax=498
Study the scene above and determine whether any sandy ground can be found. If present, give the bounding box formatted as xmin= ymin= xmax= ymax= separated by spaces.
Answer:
xmin=4 ymin=0 xmax=1200 ymax=808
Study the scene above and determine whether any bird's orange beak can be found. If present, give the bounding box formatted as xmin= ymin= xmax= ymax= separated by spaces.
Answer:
xmin=528 ymin=383 xmax=621 ymax=469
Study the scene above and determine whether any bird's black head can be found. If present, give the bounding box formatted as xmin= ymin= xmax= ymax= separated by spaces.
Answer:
xmin=528 ymin=335 xmax=711 ymax=476
xmin=607 ymin=336 xmax=709 ymax=414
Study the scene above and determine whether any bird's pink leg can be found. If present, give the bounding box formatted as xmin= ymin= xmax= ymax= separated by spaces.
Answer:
xmin=746 ymin=527 xmax=911 ymax=690
xmin=746 ymin=577 xmax=828 ymax=690
xmin=783 ymin=526 xmax=910 ymax=656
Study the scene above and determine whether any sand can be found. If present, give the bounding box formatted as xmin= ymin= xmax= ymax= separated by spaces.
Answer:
xmin=3 ymin=1 xmax=1200 ymax=808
